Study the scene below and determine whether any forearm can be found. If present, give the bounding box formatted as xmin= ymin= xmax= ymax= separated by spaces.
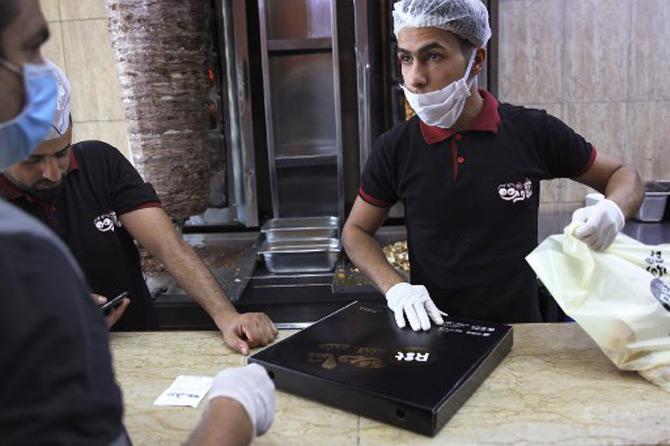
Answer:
xmin=155 ymin=238 xmax=237 ymax=323
xmin=604 ymin=165 xmax=644 ymax=219
xmin=342 ymin=225 xmax=405 ymax=294
xmin=186 ymin=397 xmax=253 ymax=446
xmin=122 ymin=208 xmax=239 ymax=325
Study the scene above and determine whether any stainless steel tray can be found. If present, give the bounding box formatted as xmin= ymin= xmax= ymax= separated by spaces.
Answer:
xmin=259 ymin=238 xmax=341 ymax=273
xmin=261 ymin=216 xmax=339 ymax=242
xmin=635 ymin=181 xmax=670 ymax=222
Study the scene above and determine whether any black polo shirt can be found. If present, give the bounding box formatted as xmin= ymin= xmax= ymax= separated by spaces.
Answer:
xmin=360 ymin=90 xmax=596 ymax=323
xmin=0 ymin=199 xmax=124 ymax=444
xmin=0 ymin=141 xmax=162 ymax=331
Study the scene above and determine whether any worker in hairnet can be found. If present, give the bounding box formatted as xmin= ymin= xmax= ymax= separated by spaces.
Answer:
xmin=342 ymin=0 xmax=644 ymax=331
xmin=0 ymin=60 xmax=278 ymax=355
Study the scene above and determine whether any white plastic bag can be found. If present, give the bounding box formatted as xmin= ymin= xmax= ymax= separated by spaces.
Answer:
xmin=526 ymin=224 xmax=670 ymax=391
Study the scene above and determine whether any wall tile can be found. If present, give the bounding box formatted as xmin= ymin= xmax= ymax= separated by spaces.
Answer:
xmin=627 ymin=101 xmax=670 ymax=181
xmin=499 ymin=0 xmax=563 ymax=104
xmin=562 ymin=102 xmax=627 ymax=158
xmin=72 ymin=120 xmax=131 ymax=160
xmin=561 ymin=102 xmax=626 ymax=201
xmin=62 ymin=19 xmax=125 ymax=121
xmin=629 ymin=0 xmax=670 ymax=101
xmin=533 ymin=103 xmax=564 ymax=204
xmin=39 ymin=0 xmax=60 ymax=22
xmin=42 ymin=22 xmax=66 ymax=69
xmin=60 ymin=0 xmax=108 ymax=20
xmin=540 ymin=179 xmax=563 ymax=203
xmin=540 ymin=103 xmax=563 ymax=121
xmin=564 ymin=0 xmax=631 ymax=102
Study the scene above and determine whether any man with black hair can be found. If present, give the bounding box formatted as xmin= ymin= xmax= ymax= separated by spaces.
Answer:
xmin=1 ymin=61 xmax=278 ymax=354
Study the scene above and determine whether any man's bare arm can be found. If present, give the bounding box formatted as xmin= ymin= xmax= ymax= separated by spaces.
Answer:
xmin=574 ymin=151 xmax=643 ymax=218
xmin=342 ymin=197 xmax=405 ymax=294
xmin=120 ymin=207 xmax=277 ymax=354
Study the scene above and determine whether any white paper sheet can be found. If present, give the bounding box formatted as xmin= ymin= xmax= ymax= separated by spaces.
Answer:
xmin=153 ymin=375 xmax=214 ymax=408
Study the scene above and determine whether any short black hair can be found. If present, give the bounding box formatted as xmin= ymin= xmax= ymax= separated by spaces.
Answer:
xmin=0 ymin=0 xmax=20 ymax=58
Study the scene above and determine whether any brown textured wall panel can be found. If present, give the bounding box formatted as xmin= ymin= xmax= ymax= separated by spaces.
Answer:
xmin=563 ymin=0 xmax=631 ymax=102
xmin=499 ymin=0 xmax=563 ymax=104
xmin=629 ymin=0 xmax=670 ymax=101
xmin=627 ymin=101 xmax=670 ymax=181
xmin=106 ymin=0 xmax=212 ymax=220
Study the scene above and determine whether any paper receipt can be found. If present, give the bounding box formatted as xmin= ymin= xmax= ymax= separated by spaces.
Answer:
xmin=153 ymin=375 xmax=214 ymax=408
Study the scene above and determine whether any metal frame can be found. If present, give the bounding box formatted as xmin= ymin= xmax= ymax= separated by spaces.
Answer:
xmin=353 ymin=0 xmax=383 ymax=176
xmin=257 ymin=0 xmax=280 ymax=218
xmin=257 ymin=0 xmax=345 ymax=221
xmin=211 ymin=0 xmax=259 ymax=227
xmin=331 ymin=0 xmax=346 ymax=222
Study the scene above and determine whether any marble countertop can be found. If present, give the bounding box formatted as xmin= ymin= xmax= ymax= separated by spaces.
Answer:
xmin=111 ymin=324 xmax=670 ymax=445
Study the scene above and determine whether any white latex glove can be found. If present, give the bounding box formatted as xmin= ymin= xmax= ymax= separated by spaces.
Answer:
xmin=385 ymin=282 xmax=446 ymax=331
xmin=208 ymin=363 xmax=275 ymax=437
xmin=571 ymin=198 xmax=625 ymax=252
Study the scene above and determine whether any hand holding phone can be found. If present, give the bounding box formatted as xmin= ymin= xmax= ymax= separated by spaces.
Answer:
xmin=100 ymin=291 xmax=129 ymax=315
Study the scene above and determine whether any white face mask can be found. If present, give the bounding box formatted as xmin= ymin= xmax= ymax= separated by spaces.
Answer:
xmin=401 ymin=50 xmax=477 ymax=129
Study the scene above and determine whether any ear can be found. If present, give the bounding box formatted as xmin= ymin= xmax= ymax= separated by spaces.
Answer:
xmin=472 ymin=47 xmax=487 ymax=75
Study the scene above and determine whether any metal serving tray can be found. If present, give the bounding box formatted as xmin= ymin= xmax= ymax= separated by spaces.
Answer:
xmin=261 ymin=216 xmax=339 ymax=242
xmin=259 ymin=238 xmax=341 ymax=273
xmin=634 ymin=181 xmax=670 ymax=222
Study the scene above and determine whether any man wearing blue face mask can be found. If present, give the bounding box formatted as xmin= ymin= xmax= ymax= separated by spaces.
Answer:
xmin=0 ymin=2 xmax=276 ymax=444
xmin=342 ymin=0 xmax=644 ymax=331
xmin=0 ymin=1 xmax=128 ymax=444
xmin=0 ymin=14 xmax=57 ymax=164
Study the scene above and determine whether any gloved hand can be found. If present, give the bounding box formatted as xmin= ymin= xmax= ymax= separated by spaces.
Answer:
xmin=571 ymin=198 xmax=625 ymax=252
xmin=208 ymin=363 xmax=275 ymax=437
xmin=385 ymin=282 xmax=446 ymax=331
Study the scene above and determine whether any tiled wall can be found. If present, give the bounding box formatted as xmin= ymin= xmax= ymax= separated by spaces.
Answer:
xmin=39 ymin=0 xmax=131 ymax=159
xmin=499 ymin=0 xmax=670 ymax=218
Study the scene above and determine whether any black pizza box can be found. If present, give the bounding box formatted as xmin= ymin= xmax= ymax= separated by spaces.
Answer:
xmin=249 ymin=301 xmax=513 ymax=436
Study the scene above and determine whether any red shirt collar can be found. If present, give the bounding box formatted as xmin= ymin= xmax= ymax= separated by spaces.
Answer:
xmin=68 ymin=147 xmax=79 ymax=172
xmin=0 ymin=148 xmax=78 ymax=201
xmin=419 ymin=89 xmax=501 ymax=145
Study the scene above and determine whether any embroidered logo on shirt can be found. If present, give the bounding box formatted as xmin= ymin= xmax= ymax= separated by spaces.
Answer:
xmin=94 ymin=211 xmax=121 ymax=232
xmin=498 ymin=178 xmax=533 ymax=203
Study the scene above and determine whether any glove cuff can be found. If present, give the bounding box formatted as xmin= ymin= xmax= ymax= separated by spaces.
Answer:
xmin=603 ymin=198 xmax=625 ymax=230
xmin=385 ymin=282 xmax=410 ymax=301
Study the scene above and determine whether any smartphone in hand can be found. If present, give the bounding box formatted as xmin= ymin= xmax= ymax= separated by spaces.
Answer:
xmin=100 ymin=291 xmax=129 ymax=315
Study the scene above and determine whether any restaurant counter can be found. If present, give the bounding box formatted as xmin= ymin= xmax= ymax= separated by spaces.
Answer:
xmin=111 ymin=323 xmax=670 ymax=445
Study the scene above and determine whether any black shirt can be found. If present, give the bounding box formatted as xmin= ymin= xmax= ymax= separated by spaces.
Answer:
xmin=360 ymin=90 xmax=595 ymax=323
xmin=0 ymin=141 xmax=162 ymax=330
xmin=0 ymin=199 xmax=124 ymax=444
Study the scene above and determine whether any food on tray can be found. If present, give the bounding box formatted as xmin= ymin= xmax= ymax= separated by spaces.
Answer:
xmin=349 ymin=240 xmax=410 ymax=274
xmin=382 ymin=240 xmax=410 ymax=273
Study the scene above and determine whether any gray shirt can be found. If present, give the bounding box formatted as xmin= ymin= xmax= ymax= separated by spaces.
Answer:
xmin=0 ymin=199 xmax=125 ymax=445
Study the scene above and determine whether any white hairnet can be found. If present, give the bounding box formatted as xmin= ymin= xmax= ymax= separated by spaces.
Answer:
xmin=393 ymin=0 xmax=492 ymax=48
xmin=44 ymin=59 xmax=71 ymax=140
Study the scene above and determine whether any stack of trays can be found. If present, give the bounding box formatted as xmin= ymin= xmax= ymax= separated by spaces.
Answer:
xmin=258 ymin=217 xmax=341 ymax=273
